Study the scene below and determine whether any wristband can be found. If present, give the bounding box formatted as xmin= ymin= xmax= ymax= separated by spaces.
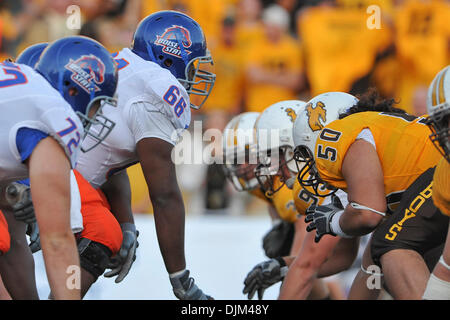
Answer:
xmin=329 ymin=210 xmax=353 ymax=238
xmin=274 ymin=257 xmax=286 ymax=267
xmin=120 ymin=223 xmax=136 ymax=233
xmin=169 ymin=269 xmax=186 ymax=278
xmin=439 ymin=255 xmax=450 ymax=271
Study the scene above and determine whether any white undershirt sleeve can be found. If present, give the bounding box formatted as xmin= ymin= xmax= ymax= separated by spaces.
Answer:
xmin=356 ymin=128 xmax=376 ymax=149
xmin=128 ymin=101 xmax=180 ymax=146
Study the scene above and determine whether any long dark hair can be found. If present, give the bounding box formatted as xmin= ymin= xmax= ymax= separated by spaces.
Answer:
xmin=339 ymin=87 xmax=406 ymax=119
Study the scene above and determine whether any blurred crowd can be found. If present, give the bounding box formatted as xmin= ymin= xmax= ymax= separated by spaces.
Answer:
xmin=1 ymin=0 xmax=449 ymax=214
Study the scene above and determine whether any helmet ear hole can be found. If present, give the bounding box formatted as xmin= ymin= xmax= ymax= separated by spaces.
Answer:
xmin=163 ymin=58 xmax=173 ymax=68
xmin=68 ymin=87 xmax=78 ymax=96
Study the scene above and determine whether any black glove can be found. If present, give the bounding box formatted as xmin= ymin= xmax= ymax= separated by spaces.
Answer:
xmin=243 ymin=257 xmax=288 ymax=300
xmin=4 ymin=183 xmax=36 ymax=224
xmin=104 ymin=223 xmax=139 ymax=283
xmin=169 ymin=269 xmax=213 ymax=300
xmin=262 ymin=220 xmax=295 ymax=258
xmin=26 ymin=222 xmax=41 ymax=253
xmin=305 ymin=195 xmax=344 ymax=243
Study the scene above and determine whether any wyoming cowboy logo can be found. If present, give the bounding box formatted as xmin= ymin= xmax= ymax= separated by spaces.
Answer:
xmin=306 ymin=101 xmax=327 ymax=131
xmin=285 ymin=108 xmax=297 ymax=123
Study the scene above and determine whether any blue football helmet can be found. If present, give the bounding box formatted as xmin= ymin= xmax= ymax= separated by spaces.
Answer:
xmin=131 ymin=10 xmax=215 ymax=109
xmin=35 ymin=36 xmax=118 ymax=152
xmin=16 ymin=42 xmax=48 ymax=67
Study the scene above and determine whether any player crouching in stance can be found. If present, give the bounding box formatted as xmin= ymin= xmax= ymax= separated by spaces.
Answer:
xmin=223 ymin=110 xmax=299 ymax=260
xmin=243 ymin=98 xmax=359 ymax=300
xmin=423 ymin=65 xmax=450 ymax=300
xmin=296 ymin=89 xmax=444 ymax=299
xmin=3 ymin=43 xmax=123 ymax=298
xmin=74 ymin=10 xmax=216 ymax=300
xmin=0 ymin=36 xmax=118 ymax=299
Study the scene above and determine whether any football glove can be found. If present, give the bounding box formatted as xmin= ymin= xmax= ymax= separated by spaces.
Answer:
xmin=169 ymin=269 xmax=213 ymax=300
xmin=1 ymin=182 xmax=36 ymax=224
xmin=243 ymin=257 xmax=288 ymax=300
xmin=305 ymin=195 xmax=344 ymax=243
xmin=104 ymin=223 xmax=139 ymax=283
xmin=26 ymin=222 xmax=41 ymax=253
xmin=262 ymin=220 xmax=295 ymax=258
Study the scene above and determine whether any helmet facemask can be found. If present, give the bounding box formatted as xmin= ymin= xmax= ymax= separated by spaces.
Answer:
xmin=179 ymin=52 xmax=216 ymax=110
xmin=77 ymin=95 xmax=117 ymax=152
xmin=255 ymin=146 xmax=296 ymax=198
xmin=294 ymin=145 xmax=337 ymax=197
xmin=223 ymin=146 xmax=259 ymax=191
xmin=427 ymin=106 xmax=450 ymax=163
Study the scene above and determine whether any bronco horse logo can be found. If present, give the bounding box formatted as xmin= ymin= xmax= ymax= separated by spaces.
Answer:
xmin=306 ymin=101 xmax=327 ymax=131
xmin=285 ymin=108 xmax=297 ymax=123
xmin=155 ymin=25 xmax=192 ymax=58
xmin=65 ymin=55 xmax=106 ymax=94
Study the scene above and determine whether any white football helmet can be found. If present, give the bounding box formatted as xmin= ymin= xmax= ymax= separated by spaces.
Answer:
xmin=254 ymin=100 xmax=306 ymax=196
xmin=292 ymin=92 xmax=359 ymax=196
xmin=222 ymin=112 xmax=260 ymax=191
xmin=426 ymin=65 xmax=450 ymax=162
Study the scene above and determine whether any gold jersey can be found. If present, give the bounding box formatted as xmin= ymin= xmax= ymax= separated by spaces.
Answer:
xmin=247 ymin=177 xmax=298 ymax=222
xmin=394 ymin=0 xmax=450 ymax=114
xmin=432 ymin=158 xmax=450 ymax=217
xmin=292 ymin=177 xmax=327 ymax=216
xmin=271 ymin=177 xmax=297 ymax=223
xmin=315 ymin=112 xmax=441 ymax=212
xmin=243 ymin=35 xmax=303 ymax=112
xmin=202 ymin=42 xmax=245 ymax=112
xmin=298 ymin=6 xmax=392 ymax=96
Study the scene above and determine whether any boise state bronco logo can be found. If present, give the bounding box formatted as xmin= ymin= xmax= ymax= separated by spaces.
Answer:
xmin=155 ymin=25 xmax=192 ymax=58
xmin=306 ymin=101 xmax=327 ymax=131
xmin=65 ymin=55 xmax=106 ymax=94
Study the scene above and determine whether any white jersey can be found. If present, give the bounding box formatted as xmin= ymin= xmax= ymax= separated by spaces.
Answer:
xmin=0 ymin=62 xmax=83 ymax=184
xmin=77 ymin=48 xmax=191 ymax=188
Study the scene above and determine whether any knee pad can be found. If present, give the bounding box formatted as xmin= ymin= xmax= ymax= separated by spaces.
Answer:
xmin=77 ymin=237 xmax=112 ymax=280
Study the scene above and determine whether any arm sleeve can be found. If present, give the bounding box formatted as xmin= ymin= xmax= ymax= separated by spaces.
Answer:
xmin=128 ymin=101 xmax=180 ymax=146
xmin=16 ymin=128 xmax=49 ymax=163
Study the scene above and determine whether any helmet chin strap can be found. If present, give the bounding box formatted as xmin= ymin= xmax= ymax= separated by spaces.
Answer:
xmin=285 ymin=177 xmax=295 ymax=189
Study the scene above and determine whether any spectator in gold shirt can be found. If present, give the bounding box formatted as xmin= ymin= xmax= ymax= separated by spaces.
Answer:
xmin=243 ymin=4 xmax=304 ymax=112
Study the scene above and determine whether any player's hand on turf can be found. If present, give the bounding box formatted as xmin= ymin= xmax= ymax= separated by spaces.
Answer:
xmin=305 ymin=195 xmax=343 ymax=243
xmin=5 ymin=182 xmax=36 ymax=224
xmin=104 ymin=223 xmax=139 ymax=283
xmin=262 ymin=220 xmax=295 ymax=258
xmin=243 ymin=257 xmax=288 ymax=300
xmin=169 ymin=269 xmax=213 ymax=300
xmin=26 ymin=222 xmax=41 ymax=253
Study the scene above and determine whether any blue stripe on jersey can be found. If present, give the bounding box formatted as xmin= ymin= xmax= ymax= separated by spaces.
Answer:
xmin=16 ymin=127 xmax=49 ymax=162
xmin=16 ymin=178 xmax=30 ymax=186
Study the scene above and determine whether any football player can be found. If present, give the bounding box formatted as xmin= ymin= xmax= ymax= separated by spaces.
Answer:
xmin=236 ymin=101 xmax=344 ymax=300
xmin=0 ymin=35 xmax=118 ymax=299
xmin=222 ymin=111 xmax=297 ymax=259
xmin=6 ymin=43 xmax=124 ymax=299
xmin=243 ymin=100 xmax=359 ymax=300
xmin=423 ymin=66 xmax=450 ymax=300
xmin=294 ymin=89 xmax=445 ymax=299
xmin=75 ymin=10 xmax=216 ymax=300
